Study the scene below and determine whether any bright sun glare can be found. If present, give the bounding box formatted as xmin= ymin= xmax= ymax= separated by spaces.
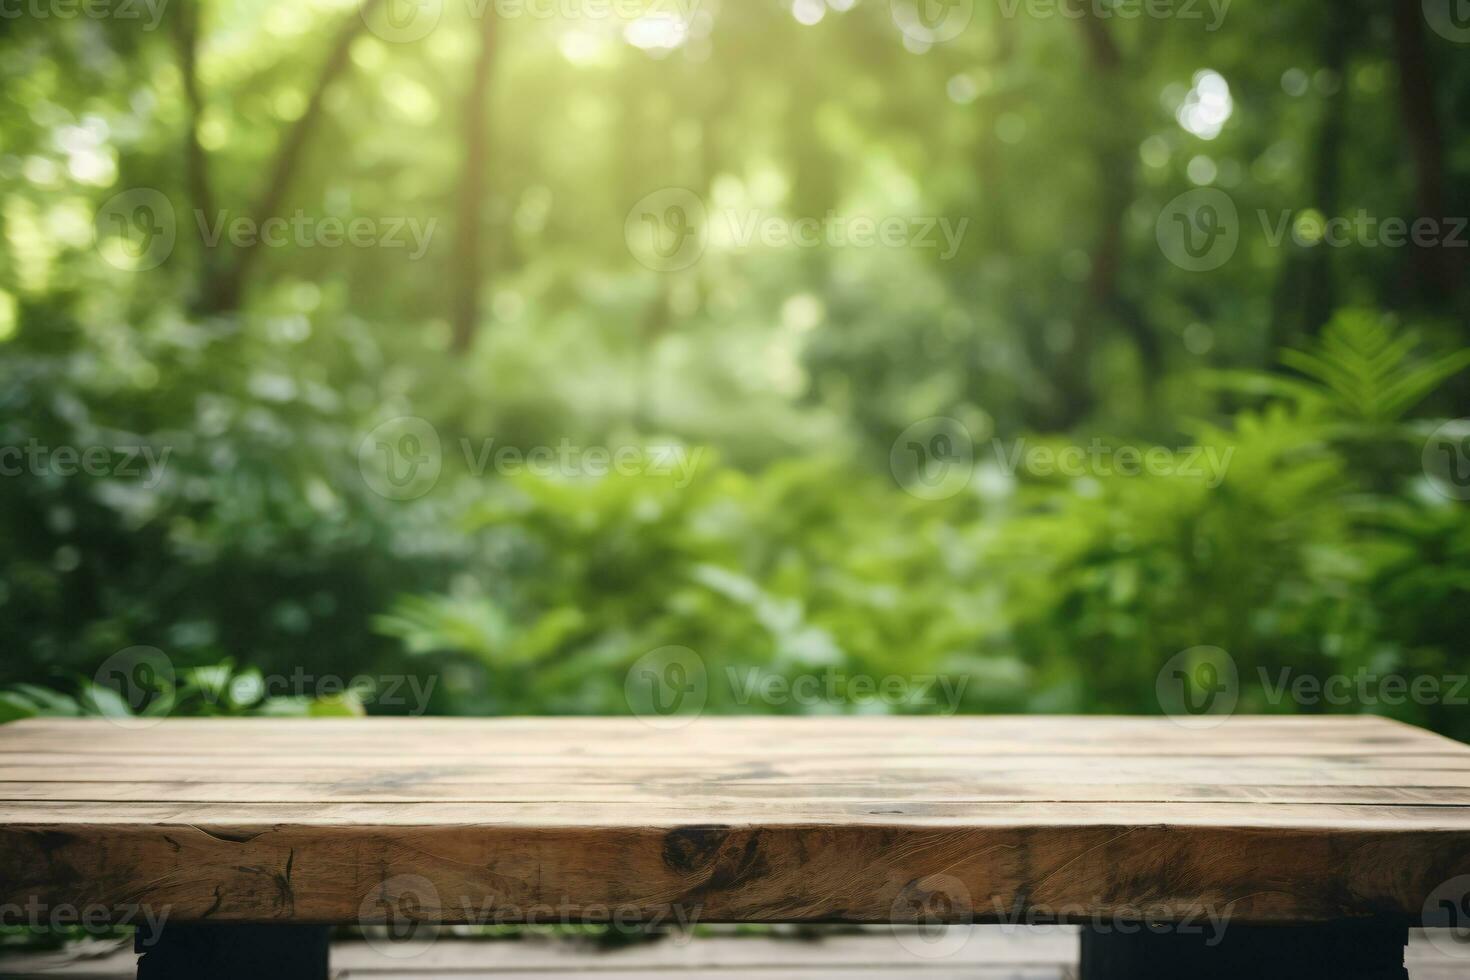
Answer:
xmin=1177 ymin=69 xmax=1233 ymax=140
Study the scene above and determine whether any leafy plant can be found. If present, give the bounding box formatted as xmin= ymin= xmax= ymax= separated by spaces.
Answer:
xmin=1 ymin=660 xmax=364 ymax=725
xmin=371 ymin=321 xmax=1470 ymax=739
xmin=1280 ymin=310 xmax=1470 ymax=424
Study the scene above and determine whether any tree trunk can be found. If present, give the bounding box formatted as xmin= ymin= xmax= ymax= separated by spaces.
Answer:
xmin=1389 ymin=0 xmax=1454 ymax=302
xmin=450 ymin=11 xmax=503 ymax=352
xmin=1299 ymin=7 xmax=1351 ymax=336
xmin=171 ymin=0 xmax=222 ymax=319
xmin=199 ymin=0 xmax=385 ymax=314
xmin=1047 ymin=0 xmax=1160 ymax=429
xmin=172 ymin=0 xmax=213 ymax=244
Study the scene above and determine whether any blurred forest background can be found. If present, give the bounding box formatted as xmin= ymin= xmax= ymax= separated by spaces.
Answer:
xmin=1 ymin=0 xmax=1468 ymax=737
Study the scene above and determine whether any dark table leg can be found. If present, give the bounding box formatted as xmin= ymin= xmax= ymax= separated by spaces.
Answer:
xmin=135 ymin=923 xmax=331 ymax=979
xmin=1079 ymin=918 xmax=1408 ymax=980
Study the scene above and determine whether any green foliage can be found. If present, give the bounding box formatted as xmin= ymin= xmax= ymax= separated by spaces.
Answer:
xmin=1280 ymin=310 xmax=1470 ymax=424
xmin=5 ymin=315 xmax=1462 ymax=737
xmin=2 ymin=661 xmax=366 ymax=722
xmin=370 ymin=325 xmax=1468 ymax=737
xmin=0 ymin=308 xmax=468 ymax=693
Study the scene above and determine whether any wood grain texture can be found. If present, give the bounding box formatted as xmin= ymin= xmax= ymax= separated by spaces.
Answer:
xmin=1 ymin=716 xmax=1468 ymax=927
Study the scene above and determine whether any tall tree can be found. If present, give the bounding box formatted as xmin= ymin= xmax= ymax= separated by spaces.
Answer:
xmin=197 ymin=0 xmax=385 ymax=314
xmin=1390 ymin=0 xmax=1454 ymax=303
xmin=450 ymin=10 xmax=503 ymax=352
xmin=172 ymin=0 xmax=214 ymax=256
xmin=1298 ymin=7 xmax=1352 ymax=337
xmin=1045 ymin=0 xmax=1161 ymax=430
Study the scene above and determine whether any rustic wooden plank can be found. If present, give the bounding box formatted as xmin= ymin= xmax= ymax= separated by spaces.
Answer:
xmin=3 ymin=816 xmax=1469 ymax=923
xmin=3 ymin=716 xmax=1460 ymax=758
xmin=1 ymin=717 xmax=1468 ymax=928
xmin=3 ymin=800 xmax=1470 ymax=827
xmin=6 ymin=714 xmax=1417 ymax=731
xmin=4 ymin=780 xmax=1469 ymax=805
xmin=4 ymin=720 xmax=1455 ymax=744
xmin=3 ymin=757 xmax=1469 ymax=780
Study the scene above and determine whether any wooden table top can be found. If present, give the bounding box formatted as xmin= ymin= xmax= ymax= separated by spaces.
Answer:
xmin=2 ymin=715 xmax=1468 ymax=926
